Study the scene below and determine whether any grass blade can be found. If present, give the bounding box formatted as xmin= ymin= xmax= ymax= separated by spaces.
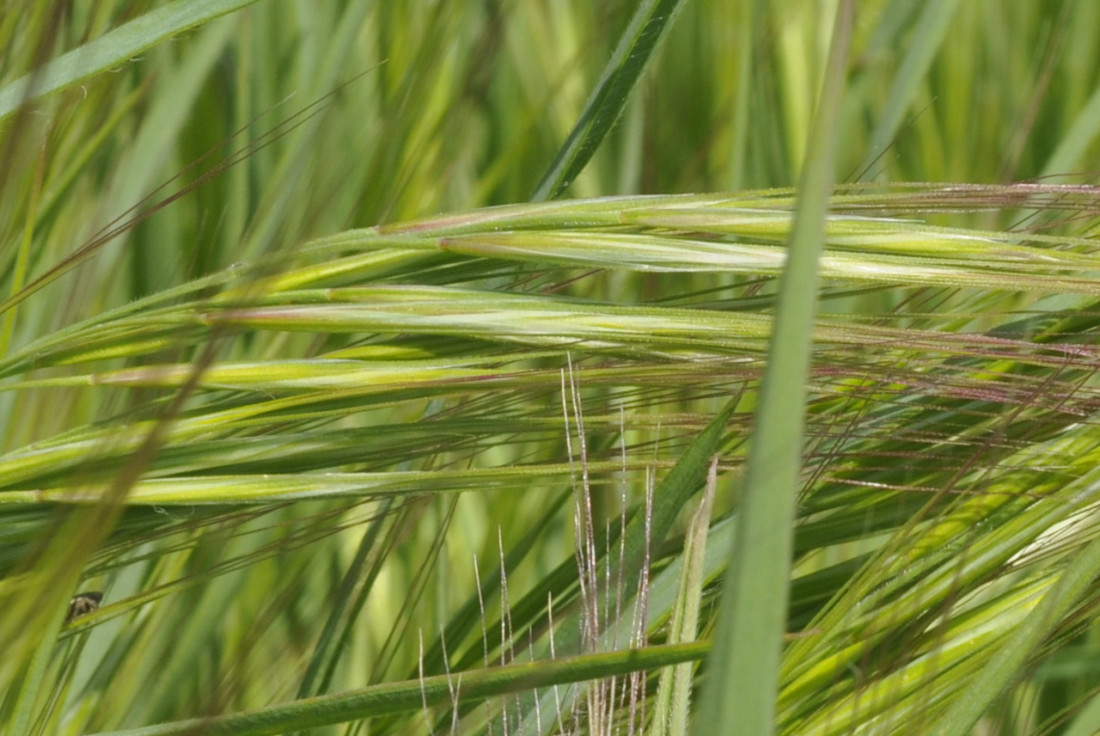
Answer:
xmin=692 ymin=3 xmax=854 ymax=734
xmin=929 ymin=530 xmax=1100 ymax=736
xmin=863 ymin=0 xmax=964 ymax=174
xmin=530 ymin=0 xmax=687 ymax=201
xmin=652 ymin=458 xmax=718 ymax=736
xmin=0 ymin=0 xmax=259 ymax=120
xmin=89 ymin=643 xmax=709 ymax=736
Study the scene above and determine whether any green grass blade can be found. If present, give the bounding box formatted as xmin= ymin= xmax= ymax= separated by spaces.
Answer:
xmin=6 ymin=619 xmax=61 ymax=736
xmin=294 ymin=498 xmax=393 ymax=700
xmin=692 ymin=3 xmax=854 ymax=734
xmin=652 ymin=458 xmax=717 ymax=736
xmin=530 ymin=0 xmax=687 ymax=201
xmin=1041 ymin=80 xmax=1100 ymax=176
xmin=864 ymin=0 xmax=963 ymax=170
xmin=929 ymin=531 xmax=1100 ymax=736
xmin=0 ymin=0 xmax=259 ymax=120
xmin=1063 ymin=690 xmax=1100 ymax=736
xmin=89 ymin=643 xmax=708 ymax=736
xmin=516 ymin=400 xmax=733 ymax=734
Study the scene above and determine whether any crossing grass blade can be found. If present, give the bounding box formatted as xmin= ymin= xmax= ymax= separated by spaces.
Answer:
xmin=530 ymin=0 xmax=688 ymax=201
xmin=87 ymin=643 xmax=709 ymax=736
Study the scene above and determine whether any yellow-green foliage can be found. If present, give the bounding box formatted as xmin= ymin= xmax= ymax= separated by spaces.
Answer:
xmin=2 ymin=2 xmax=1100 ymax=735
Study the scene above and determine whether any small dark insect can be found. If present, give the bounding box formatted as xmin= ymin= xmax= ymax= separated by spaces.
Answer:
xmin=66 ymin=592 xmax=103 ymax=623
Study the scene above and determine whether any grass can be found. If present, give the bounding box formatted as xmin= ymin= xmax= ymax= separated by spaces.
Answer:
xmin=4 ymin=1 xmax=1100 ymax=735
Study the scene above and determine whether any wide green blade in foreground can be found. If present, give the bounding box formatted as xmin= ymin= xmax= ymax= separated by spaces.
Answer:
xmin=692 ymin=3 xmax=854 ymax=734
